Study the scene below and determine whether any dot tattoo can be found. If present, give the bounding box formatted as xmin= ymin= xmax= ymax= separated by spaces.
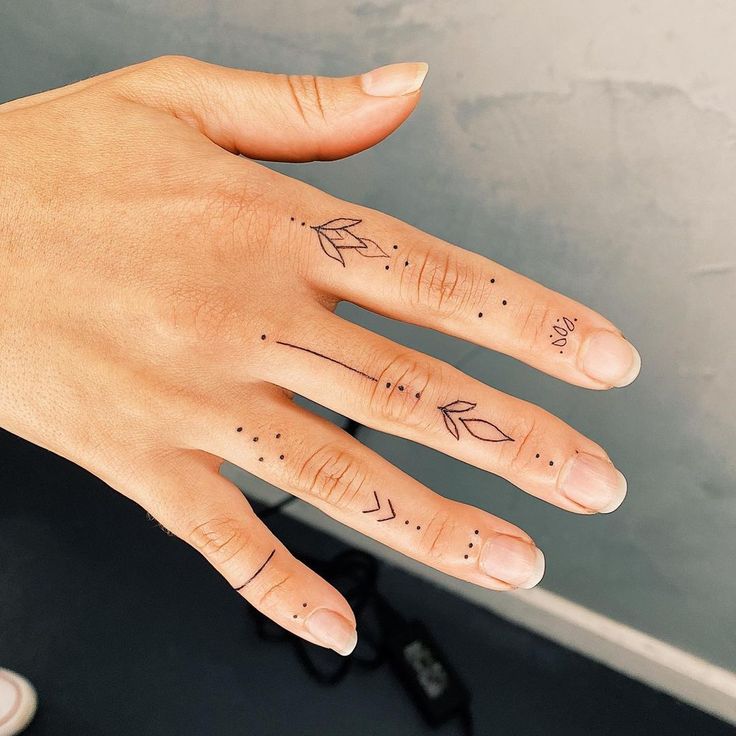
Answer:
xmin=438 ymin=400 xmax=514 ymax=443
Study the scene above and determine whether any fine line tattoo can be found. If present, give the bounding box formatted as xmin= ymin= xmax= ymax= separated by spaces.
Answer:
xmin=233 ymin=549 xmax=275 ymax=591
xmin=549 ymin=316 xmax=577 ymax=353
xmin=438 ymin=400 xmax=514 ymax=442
xmin=310 ymin=218 xmax=389 ymax=267
xmin=274 ymin=340 xmax=379 ymax=382
xmin=362 ymin=490 xmax=397 ymax=522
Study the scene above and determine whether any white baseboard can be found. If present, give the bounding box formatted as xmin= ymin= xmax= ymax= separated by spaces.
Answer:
xmin=233 ymin=474 xmax=736 ymax=725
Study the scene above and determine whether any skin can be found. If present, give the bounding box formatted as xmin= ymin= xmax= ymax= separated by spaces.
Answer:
xmin=0 ymin=57 xmax=640 ymax=656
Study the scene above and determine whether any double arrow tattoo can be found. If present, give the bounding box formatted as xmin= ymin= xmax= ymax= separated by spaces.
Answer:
xmin=362 ymin=490 xmax=396 ymax=522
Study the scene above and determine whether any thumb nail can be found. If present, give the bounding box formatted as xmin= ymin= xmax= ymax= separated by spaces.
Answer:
xmin=304 ymin=608 xmax=358 ymax=656
xmin=360 ymin=62 xmax=428 ymax=97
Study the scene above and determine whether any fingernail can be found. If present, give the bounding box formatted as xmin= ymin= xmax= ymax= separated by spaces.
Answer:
xmin=580 ymin=330 xmax=641 ymax=387
xmin=304 ymin=608 xmax=357 ymax=656
xmin=360 ymin=62 xmax=429 ymax=97
xmin=559 ymin=452 xmax=627 ymax=513
xmin=480 ymin=535 xmax=545 ymax=589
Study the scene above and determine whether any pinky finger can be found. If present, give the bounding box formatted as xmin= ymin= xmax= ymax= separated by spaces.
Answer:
xmin=134 ymin=451 xmax=358 ymax=656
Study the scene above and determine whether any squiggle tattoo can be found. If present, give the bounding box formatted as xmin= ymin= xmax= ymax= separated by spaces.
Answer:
xmin=438 ymin=400 xmax=514 ymax=443
xmin=311 ymin=218 xmax=389 ymax=267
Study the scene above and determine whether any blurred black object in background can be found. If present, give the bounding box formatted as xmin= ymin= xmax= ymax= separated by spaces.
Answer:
xmin=0 ymin=428 xmax=731 ymax=736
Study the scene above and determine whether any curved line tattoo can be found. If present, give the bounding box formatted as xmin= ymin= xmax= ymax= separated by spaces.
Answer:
xmin=438 ymin=400 xmax=514 ymax=442
xmin=233 ymin=549 xmax=275 ymax=591
xmin=311 ymin=218 xmax=389 ymax=267
xmin=275 ymin=340 xmax=378 ymax=382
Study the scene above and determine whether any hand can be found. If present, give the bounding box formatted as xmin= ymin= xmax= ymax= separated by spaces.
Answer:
xmin=0 ymin=57 xmax=640 ymax=656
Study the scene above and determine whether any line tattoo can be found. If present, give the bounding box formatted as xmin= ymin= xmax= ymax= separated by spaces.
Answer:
xmin=233 ymin=549 xmax=275 ymax=591
xmin=362 ymin=490 xmax=396 ymax=522
xmin=275 ymin=340 xmax=378 ymax=382
xmin=310 ymin=218 xmax=389 ymax=267
xmin=438 ymin=400 xmax=514 ymax=443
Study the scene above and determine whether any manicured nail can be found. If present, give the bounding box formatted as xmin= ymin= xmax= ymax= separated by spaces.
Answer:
xmin=580 ymin=330 xmax=641 ymax=387
xmin=480 ymin=535 xmax=545 ymax=589
xmin=559 ymin=453 xmax=627 ymax=513
xmin=360 ymin=62 xmax=429 ymax=97
xmin=304 ymin=608 xmax=357 ymax=656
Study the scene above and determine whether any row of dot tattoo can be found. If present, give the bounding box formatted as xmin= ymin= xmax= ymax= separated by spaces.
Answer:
xmin=229 ymin=217 xmax=581 ymax=590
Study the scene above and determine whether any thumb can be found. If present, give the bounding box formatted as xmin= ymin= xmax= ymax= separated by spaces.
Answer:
xmin=119 ymin=56 xmax=428 ymax=162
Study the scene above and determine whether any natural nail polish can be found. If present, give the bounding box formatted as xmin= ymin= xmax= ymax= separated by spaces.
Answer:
xmin=559 ymin=452 xmax=627 ymax=513
xmin=580 ymin=331 xmax=641 ymax=387
xmin=480 ymin=535 xmax=545 ymax=589
xmin=360 ymin=62 xmax=429 ymax=97
xmin=304 ymin=608 xmax=357 ymax=656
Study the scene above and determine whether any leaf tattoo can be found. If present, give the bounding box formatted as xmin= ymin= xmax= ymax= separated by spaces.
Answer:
xmin=550 ymin=316 xmax=577 ymax=349
xmin=438 ymin=400 xmax=514 ymax=443
xmin=311 ymin=218 xmax=389 ymax=267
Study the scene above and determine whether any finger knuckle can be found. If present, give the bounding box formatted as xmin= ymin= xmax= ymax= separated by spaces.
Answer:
xmin=146 ymin=54 xmax=199 ymax=76
xmin=285 ymin=74 xmax=329 ymax=127
xmin=294 ymin=443 xmax=368 ymax=509
xmin=367 ymin=353 xmax=439 ymax=430
xmin=520 ymin=300 xmax=555 ymax=352
xmin=254 ymin=574 xmax=291 ymax=611
xmin=187 ymin=515 xmax=249 ymax=566
xmin=419 ymin=511 xmax=457 ymax=559
xmin=507 ymin=417 xmax=537 ymax=473
xmin=403 ymin=250 xmax=478 ymax=318
xmin=296 ymin=444 xmax=368 ymax=508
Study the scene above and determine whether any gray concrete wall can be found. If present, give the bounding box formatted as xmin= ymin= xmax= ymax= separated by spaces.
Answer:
xmin=2 ymin=1 xmax=734 ymax=670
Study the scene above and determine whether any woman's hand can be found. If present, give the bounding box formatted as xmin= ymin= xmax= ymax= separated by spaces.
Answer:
xmin=0 ymin=57 xmax=639 ymax=655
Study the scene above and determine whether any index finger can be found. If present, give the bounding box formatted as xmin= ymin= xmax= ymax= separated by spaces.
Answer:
xmin=295 ymin=205 xmax=641 ymax=390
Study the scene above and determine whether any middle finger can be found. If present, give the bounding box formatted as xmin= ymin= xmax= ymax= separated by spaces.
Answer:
xmin=252 ymin=308 xmax=627 ymax=514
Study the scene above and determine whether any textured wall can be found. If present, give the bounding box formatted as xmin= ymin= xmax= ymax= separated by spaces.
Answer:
xmin=1 ymin=1 xmax=734 ymax=670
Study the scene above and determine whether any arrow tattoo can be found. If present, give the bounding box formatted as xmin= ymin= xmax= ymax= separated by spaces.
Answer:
xmin=362 ymin=490 xmax=397 ymax=522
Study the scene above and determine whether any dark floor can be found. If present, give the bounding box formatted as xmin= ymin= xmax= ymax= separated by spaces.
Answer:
xmin=0 ymin=428 xmax=732 ymax=736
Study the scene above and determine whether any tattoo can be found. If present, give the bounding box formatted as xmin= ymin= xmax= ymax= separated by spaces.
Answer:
xmin=292 ymin=602 xmax=309 ymax=620
xmin=274 ymin=339 xmax=378 ymax=382
xmin=464 ymin=528 xmax=481 ymax=559
xmin=233 ymin=549 xmax=275 ymax=591
xmin=362 ymin=490 xmax=397 ymax=522
xmin=438 ymin=400 xmax=514 ymax=442
xmin=310 ymin=218 xmax=389 ymax=267
xmin=549 ymin=316 xmax=577 ymax=354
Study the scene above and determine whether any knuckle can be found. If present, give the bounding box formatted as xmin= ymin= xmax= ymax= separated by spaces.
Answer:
xmin=187 ymin=516 xmax=249 ymax=567
xmin=419 ymin=511 xmax=457 ymax=559
xmin=146 ymin=278 xmax=245 ymax=359
xmin=294 ymin=443 xmax=368 ymax=509
xmin=520 ymin=300 xmax=555 ymax=351
xmin=403 ymin=250 xmax=477 ymax=318
xmin=146 ymin=54 xmax=198 ymax=76
xmin=368 ymin=353 xmax=438 ymax=430
xmin=254 ymin=574 xmax=291 ymax=611
xmin=507 ymin=417 xmax=537 ymax=473
xmin=285 ymin=74 xmax=329 ymax=127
